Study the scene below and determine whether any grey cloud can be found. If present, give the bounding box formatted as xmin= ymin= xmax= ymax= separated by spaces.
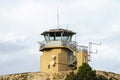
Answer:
xmin=103 ymin=34 xmax=120 ymax=45
xmin=0 ymin=53 xmax=40 ymax=75
xmin=0 ymin=41 xmax=28 ymax=53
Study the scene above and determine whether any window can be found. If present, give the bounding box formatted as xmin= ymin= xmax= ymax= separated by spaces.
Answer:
xmin=55 ymin=32 xmax=61 ymax=40
xmin=67 ymin=35 xmax=72 ymax=41
xmin=62 ymin=32 xmax=72 ymax=41
xmin=84 ymin=56 xmax=86 ymax=63
xmin=49 ymin=32 xmax=55 ymax=41
xmin=44 ymin=33 xmax=49 ymax=42
xmin=48 ymin=65 xmax=50 ymax=69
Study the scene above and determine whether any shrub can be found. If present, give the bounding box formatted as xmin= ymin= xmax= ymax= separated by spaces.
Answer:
xmin=65 ymin=63 xmax=109 ymax=80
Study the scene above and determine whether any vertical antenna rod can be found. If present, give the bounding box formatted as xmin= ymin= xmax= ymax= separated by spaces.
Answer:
xmin=57 ymin=4 xmax=59 ymax=29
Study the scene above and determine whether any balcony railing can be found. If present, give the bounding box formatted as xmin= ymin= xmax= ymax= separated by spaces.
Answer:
xmin=38 ymin=40 xmax=88 ymax=53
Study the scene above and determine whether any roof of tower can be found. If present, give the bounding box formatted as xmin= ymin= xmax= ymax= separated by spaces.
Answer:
xmin=41 ymin=28 xmax=76 ymax=35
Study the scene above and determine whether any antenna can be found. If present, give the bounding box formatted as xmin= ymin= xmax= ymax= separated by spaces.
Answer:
xmin=88 ymin=42 xmax=101 ymax=61
xmin=57 ymin=4 xmax=60 ymax=29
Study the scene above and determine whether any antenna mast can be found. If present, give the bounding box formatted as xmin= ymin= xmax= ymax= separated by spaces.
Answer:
xmin=57 ymin=4 xmax=60 ymax=29
xmin=88 ymin=42 xmax=101 ymax=61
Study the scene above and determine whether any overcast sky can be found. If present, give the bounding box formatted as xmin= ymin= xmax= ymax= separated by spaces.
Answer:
xmin=0 ymin=0 xmax=120 ymax=75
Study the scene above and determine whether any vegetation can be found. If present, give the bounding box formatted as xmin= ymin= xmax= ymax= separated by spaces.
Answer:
xmin=65 ymin=63 xmax=117 ymax=80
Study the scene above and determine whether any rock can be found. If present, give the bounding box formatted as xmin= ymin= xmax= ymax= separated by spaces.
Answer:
xmin=96 ymin=70 xmax=120 ymax=80
xmin=0 ymin=71 xmax=120 ymax=80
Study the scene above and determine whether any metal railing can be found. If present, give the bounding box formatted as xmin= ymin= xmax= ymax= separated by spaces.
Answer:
xmin=38 ymin=40 xmax=88 ymax=53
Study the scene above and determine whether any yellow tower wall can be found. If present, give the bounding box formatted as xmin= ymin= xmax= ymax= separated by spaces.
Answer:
xmin=77 ymin=52 xmax=88 ymax=69
xmin=40 ymin=48 xmax=68 ymax=73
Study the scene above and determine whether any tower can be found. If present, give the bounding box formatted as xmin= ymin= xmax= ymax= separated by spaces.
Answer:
xmin=39 ymin=29 xmax=88 ymax=73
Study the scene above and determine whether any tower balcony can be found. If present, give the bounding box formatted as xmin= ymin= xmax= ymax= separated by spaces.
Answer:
xmin=39 ymin=40 xmax=88 ymax=53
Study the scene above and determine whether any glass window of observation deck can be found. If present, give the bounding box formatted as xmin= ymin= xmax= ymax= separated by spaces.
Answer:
xmin=49 ymin=32 xmax=55 ymax=41
xmin=44 ymin=33 xmax=49 ymax=42
xmin=62 ymin=33 xmax=72 ymax=41
xmin=55 ymin=32 xmax=61 ymax=40
xmin=48 ymin=32 xmax=62 ymax=41
xmin=44 ymin=32 xmax=73 ymax=42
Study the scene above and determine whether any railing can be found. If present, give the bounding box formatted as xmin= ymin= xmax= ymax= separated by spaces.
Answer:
xmin=38 ymin=40 xmax=88 ymax=53
xmin=38 ymin=41 xmax=46 ymax=49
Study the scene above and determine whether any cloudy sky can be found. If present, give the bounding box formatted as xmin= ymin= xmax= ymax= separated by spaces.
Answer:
xmin=0 ymin=0 xmax=120 ymax=75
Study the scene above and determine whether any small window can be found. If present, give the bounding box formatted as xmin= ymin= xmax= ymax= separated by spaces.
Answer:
xmin=84 ymin=56 xmax=86 ymax=63
xmin=48 ymin=65 xmax=50 ymax=69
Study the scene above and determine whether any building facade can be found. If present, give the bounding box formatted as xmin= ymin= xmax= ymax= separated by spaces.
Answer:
xmin=39 ymin=29 xmax=88 ymax=73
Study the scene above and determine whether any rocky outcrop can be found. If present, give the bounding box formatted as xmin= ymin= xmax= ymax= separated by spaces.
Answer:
xmin=0 ymin=71 xmax=120 ymax=80
xmin=0 ymin=72 xmax=68 ymax=80
xmin=0 ymin=72 xmax=50 ymax=80
xmin=96 ymin=70 xmax=120 ymax=80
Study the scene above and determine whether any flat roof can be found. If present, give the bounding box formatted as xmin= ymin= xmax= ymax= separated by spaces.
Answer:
xmin=41 ymin=28 xmax=76 ymax=35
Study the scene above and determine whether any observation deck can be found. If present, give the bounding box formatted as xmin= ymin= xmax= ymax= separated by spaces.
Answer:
xmin=39 ymin=29 xmax=88 ymax=53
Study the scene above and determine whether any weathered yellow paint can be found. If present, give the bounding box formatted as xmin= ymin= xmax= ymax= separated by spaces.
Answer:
xmin=39 ymin=29 xmax=88 ymax=73
xmin=77 ymin=52 xmax=88 ymax=69
xmin=40 ymin=48 xmax=68 ymax=73
xmin=40 ymin=47 xmax=88 ymax=73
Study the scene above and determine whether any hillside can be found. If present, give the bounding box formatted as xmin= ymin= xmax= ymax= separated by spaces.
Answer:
xmin=96 ymin=70 xmax=120 ymax=80
xmin=0 ymin=71 xmax=120 ymax=80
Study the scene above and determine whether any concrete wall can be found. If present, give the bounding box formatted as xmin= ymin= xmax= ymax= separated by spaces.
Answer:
xmin=77 ymin=52 xmax=88 ymax=70
xmin=40 ymin=48 xmax=68 ymax=73
xmin=40 ymin=47 xmax=88 ymax=73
